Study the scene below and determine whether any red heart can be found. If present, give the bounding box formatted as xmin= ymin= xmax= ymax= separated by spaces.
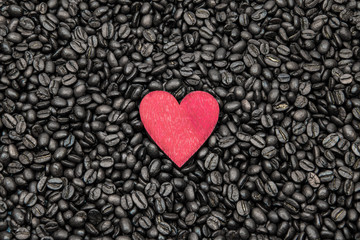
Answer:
xmin=139 ymin=91 xmax=219 ymax=167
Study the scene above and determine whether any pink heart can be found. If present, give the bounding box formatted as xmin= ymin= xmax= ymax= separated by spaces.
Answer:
xmin=139 ymin=91 xmax=219 ymax=167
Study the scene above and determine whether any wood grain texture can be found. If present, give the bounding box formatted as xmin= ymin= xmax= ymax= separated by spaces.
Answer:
xmin=139 ymin=91 xmax=219 ymax=167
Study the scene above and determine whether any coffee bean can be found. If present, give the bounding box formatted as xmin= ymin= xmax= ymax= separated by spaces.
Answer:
xmin=251 ymin=208 xmax=267 ymax=224
xmin=62 ymin=184 xmax=75 ymax=200
xmin=32 ymin=204 xmax=45 ymax=217
xmin=227 ymin=184 xmax=240 ymax=202
xmin=62 ymin=74 xmax=77 ymax=86
xmin=236 ymin=200 xmax=250 ymax=217
xmin=24 ymin=192 xmax=37 ymax=207
xmin=265 ymin=54 xmax=281 ymax=67
xmin=204 ymin=153 xmax=219 ymax=171
xmin=352 ymin=141 xmax=360 ymax=156
xmin=275 ymin=127 xmax=289 ymax=143
xmin=307 ymin=172 xmax=321 ymax=188
xmin=157 ymin=219 xmax=172 ymax=235
xmin=184 ymin=11 xmax=196 ymax=26
xmin=47 ymin=178 xmax=63 ymax=190
xmin=2 ymin=113 xmax=17 ymax=129
xmin=291 ymin=170 xmax=306 ymax=183
xmin=131 ymin=191 xmax=148 ymax=209
xmin=261 ymin=146 xmax=277 ymax=159
xmin=338 ymin=166 xmax=353 ymax=179
xmin=7 ymin=161 xmax=23 ymax=174
xmin=23 ymin=134 xmax=37 ymax=149
xmin=15 ymin=227 xmax=30 ymax=240
xmin=218 ymin=136 xmax=236 ymax=148
xmin=331 ymin=207 xmax=347 ymax=222
xmin=322 ymin=133 xmax=340 ymax=148
xmin=306 ymin=122 xmax=320 ymax=138
xmin=250 ymin=135 xmax=266 ymax=148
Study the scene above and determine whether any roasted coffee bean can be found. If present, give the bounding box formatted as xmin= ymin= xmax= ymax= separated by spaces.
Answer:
xmin=47 ymin=178 xmax=63 ymax=190
xmin=227 ymin=184 xmax=240 ymax=202
xmin=291 ymin=170 xmax=306 ymax=183
xmin=261 ymin=114 xmax=273 ymax=128
xmin=100 ymin=156 xmax=114 ymax=168
xmin=2 ymin=113 xmax=17 ymax=129
xmin=23 ymin=134 xmax=37 ymax=149
xmin=331 ymin=207 xmax=347 ymax=222
xmin=15 ymin=227 xmax=30 ymax=240
xmin=204 ymin=153 xmax=219 ymax=171
xmin=236 ymin=200 xmax=250 ymax=216
xmin=338 ymin=166 xmax=353 ymax=179
xmin=262 ymin=146 xmax=277 ymax=159
xmin=265 ymin=54 xmax=281 ymax=67
xmin=218 ymin=136 xmax=236 ymax=148
xmin=184 ymin=11 xmax=196 ymax=26
xmin=131 ymin=191 xmax=148 ymax=209
xmin=250 ymin=135 xmax=266 ymax=148
xmin=275 ymin=127 xmax=289 ymax=143
xmin=264 ymin=181 xmax=278 ymax=197
xmin=322 ymin=133 xmax=340 ymax=148
xmin=307 ymin=173 xmax=321 ymax=188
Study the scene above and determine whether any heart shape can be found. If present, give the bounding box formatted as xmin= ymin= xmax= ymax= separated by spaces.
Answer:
xmin=139 ymin=91 xmax=219 ymax=167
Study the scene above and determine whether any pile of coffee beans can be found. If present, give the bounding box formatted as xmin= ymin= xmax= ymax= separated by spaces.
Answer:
xmin=1 ymin=0 xmax=360 ymax=239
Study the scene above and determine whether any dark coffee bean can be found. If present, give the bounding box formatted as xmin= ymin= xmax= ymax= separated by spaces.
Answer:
xmin=19 ymin=151 xmax=33 ymax=165
xmin=139 ymin=216 xmax=152 ymax=229
xmin=47 ymin=178 xmax=63 ymax=190
xmin=101 ymin=22 xmax=115 ymax=39
xmin=0 ymin=201 xmax=8 ymax=214
xmin=184 ymin=11 xmax=196 ymax=26
xmin=70 ymin=39 xmax=87 ymax=54
xmin=218 ymin=136 xmax=236 ymax=148
xmin=322 ymin=133 xmax=340 ymax=148
xmin=143 ymin=29 xmax=156 ymax=43
xmin=352 ymin=141 xmax=360 ymax=156
xmin=15 ymin=227 xmax=30 ymax=240
xmin=306 ymin=122 xmax=320 ymax=138
xmin=32 ymin=204 xmax=45 ymax=217
xmin=261 ymin=114 xmax=273 ymax=128
xmin=236 ymin=200 xmax=250 ymax=216
xmin=104 ymin=134 xmax=120 ymax=146
xmin=250 ymin=135 xmax=266 ymax=148
xmin=204 ymin=153 xmax=219 ymax=171
xmin=23 ymin=134 xmax=37 ymax=149
xmin=100 ymin=156 xmax=114 ymax=168
xmin=331 ymin=207 xmax=347 ymax=222
xmin=206 ymin=216 xmax=221 ymax=231
xmin=7 ymin=161 xmax=23 ymax=174
xmin=131 ymin=191 xmax=148 ymax=209
xmin=24 ymin=193 xmax=37 ymax=207
xmin=307 ymin=173 xmax=321 ymax=188
xmin=157 ymin=220 xmax=171 ymax=235
xmin=291 ymin=170 xmax=306 ymax=183
xmin=264 ymin=181 xmax=278 ymax=197
xmin=275 ymin=127 xmax=289 ymax=143
xmin=2 ymin=113 xmax=17 ymax=129
xmin=262 ymin=146 xmax=277 ymax=159
xmin=338 ymin=166 xmax=353 ymax=179
xmin=305 ymin=225 xmax=320 ymax=240
xmin=62 ymin=184 xmax=75 ymax=200
xmin=251 ymin=207 xmax=267 ymax=224
xmin=264 ymin=54 xmax=281 ymax=67
xmin=227 ymin=184 xmax=239 ymax=202
xmin=185 ymin=212 xmax=197 ymax=226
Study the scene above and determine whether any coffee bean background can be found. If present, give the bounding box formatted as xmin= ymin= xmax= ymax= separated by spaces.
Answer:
xmin=1 ymin=0 xmax=360 ymax=239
